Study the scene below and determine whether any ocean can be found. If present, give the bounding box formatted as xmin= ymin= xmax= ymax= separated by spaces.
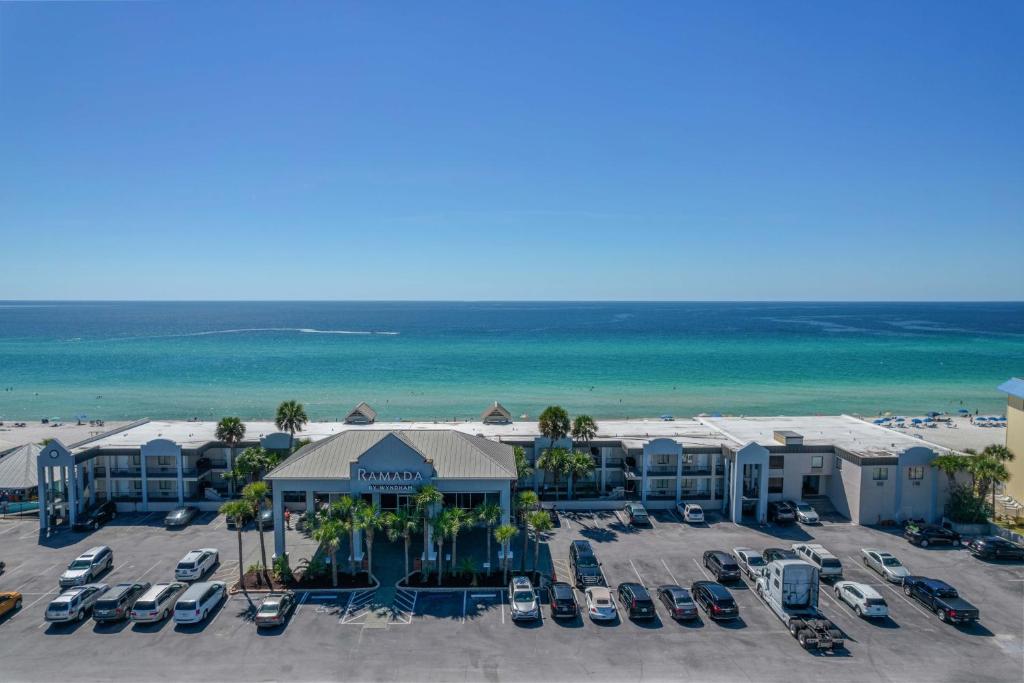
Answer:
xmin=0 ymin=301 xmax=1021 ymax=422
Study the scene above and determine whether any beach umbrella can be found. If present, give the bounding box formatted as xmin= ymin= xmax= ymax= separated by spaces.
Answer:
xmin=927 ymin=411 xmax=941 ymax=418
xmin=911 ymin=418 xmax=923 ymax=424
xmin=957 ymin=408 xmax=969 ymax=414
xmin=923 ymin=417 xmax=934 ymax=423
xmin=975 ymin=416 xmax=987 ymax=422
xmin=873 ymin=419 xmax=886 ymax=424
xmin=660 ymin=415 xmax=674 ymax=421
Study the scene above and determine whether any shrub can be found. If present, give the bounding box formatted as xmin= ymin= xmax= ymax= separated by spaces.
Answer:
xmin=945 ymin=483 xmax=990 ymax=524
xmin=273 ymin=554 xmax=293 ymax=584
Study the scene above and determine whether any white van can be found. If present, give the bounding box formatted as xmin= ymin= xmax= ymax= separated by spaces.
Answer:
xmin=173 ymin=581 xmax=226 ymax=624
xmin=791 ymin=543 xmax=843 ymax=580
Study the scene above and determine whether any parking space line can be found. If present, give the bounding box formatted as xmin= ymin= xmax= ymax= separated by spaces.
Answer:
xmin=647 ymin=515 xmax=658 ymax=529
xmin=22 ymin=589 xmax=58 ymax=611
xmin=692 ymin=558 xmax=711 ymax=580
xmin=138 ymin=560 xmax=163 ymax=579
xmin=660 ymin=558 xmax=680 ymax=585
xmin=294 ymin=591 xmax=310 ymax=616
xmin=461 ymin=590 xmax=467 ymax=624
xmin=629 ymin=559 xmax=646 ymax=587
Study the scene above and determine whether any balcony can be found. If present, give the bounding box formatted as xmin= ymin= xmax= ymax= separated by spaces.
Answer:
xmin=682 ymin=466 xmax=713 ymax=477
xmin=107 ymin=468 xmax=143 ymax=478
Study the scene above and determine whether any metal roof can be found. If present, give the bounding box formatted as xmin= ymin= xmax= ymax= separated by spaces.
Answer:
xmin=266 ymin=429 xmax=516 ymax=481
xmin=998 ymin=378 xmax=1024 ymax=400
xmin=0 ymin=442 xmax=40 ymax=490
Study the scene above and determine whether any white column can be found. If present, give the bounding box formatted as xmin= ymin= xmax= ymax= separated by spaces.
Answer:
xmin=88 ymin=459 xmax=96 ymax=506
xmin=68 ymin=465 xmax=79 ymax=526
xmin=37 ymin=460 xmax=48 ymax=534
xmin=305 ymin=489 xmax=315 ymax=513
xmin=675 ymin=452 xmax=683 ymax=504
xmin=757 ymin=463 xmax=769 ymax=524
xmin=105 ymin=456 xmax=112 ymax=503
xmin=710 ymin=454 xmax=717 ymax=502
xmin=273 ymin=485 xmax=285 ymax=558
xmin=641 ymin=451 xmax=649 ymax=503
xmin=140 ymin=455 xmax=149 ymax=511
xmin=176 ymin=453 xmax=185 ymax=506
xmin=351 ymin=527 xmax=364 ymax=563
xmin=226 ymin=448 xmax=235 ymax=497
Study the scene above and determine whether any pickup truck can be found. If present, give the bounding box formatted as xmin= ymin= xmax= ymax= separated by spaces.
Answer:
xmin=903 ymin=577 xmax=979 ymax=624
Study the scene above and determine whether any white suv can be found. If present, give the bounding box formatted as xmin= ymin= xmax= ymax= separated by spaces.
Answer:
xmin=678 ymin=503 xmax=705 ymax=523
xmin=508 ymin=576 xmax=540 ymax=621
xmin=791 ymin=543 xmax=843 ymax=580
xmin=175 ymin=548 xmax=219 ymax=581
xmin=833 ymin=581 xmax=888 ymax=618
xmin=45 ymin=584 xmax=109 ymax=623
xmin=59 ymin=546 xmax=113 ymax=589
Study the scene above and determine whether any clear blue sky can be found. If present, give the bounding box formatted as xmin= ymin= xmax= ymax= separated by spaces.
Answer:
xmin=1 ymin=1 xmax=1021 ymax=300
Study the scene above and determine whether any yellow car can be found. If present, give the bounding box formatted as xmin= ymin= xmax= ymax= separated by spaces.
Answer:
xmin=0 ymin=591 xmax=22 ymax=618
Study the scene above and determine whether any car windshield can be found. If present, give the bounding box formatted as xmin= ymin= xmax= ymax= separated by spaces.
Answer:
xmin=675 ymin=596 xmax=693 ymax=605
xmin=718 ymin=599 xmax=736 ymax=608
xmin=69 ymin=559 xmax=92 ymax=570
xmin=258 ymin=602 xmax=280 ymax=614
xmin=134 ymin=601 xmax=156 ymax=611
xmin=821 ymin=558 xmax=841 ymax=568
xmin=49 ymin=602 xmax=69 ymax=611
xmin=94 ymin=599 xmax=120 ymax=609
xmin=747 ymin=556 xmax=766 ymax=566
xmin=576 ymin=555 xmax=599 ymax=568
xmin=177 ymin=563 xmax=195 ymax=570
xmin=722 ymin=561 xmax=739 ymax=570
xmin=882 ymin=557 xmax=902 ymax=567
xmin=865 ymin=598 xmax=886 ymax=607
xmin=593 ymin=598 xmax=610 ymax=607
xmin=513 ymin=591 xmax=534 ymax=603
xmin=796 ymin=504 xmax=812 ymax=511
xmin=176 ymin=601 xmax=197 ymax=611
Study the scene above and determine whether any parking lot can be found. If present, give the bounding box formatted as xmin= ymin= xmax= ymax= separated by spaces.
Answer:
xmin=1 ymin=508 xmax=1022 ymax=682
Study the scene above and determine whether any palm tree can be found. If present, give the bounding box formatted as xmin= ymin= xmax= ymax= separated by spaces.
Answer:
xmin=528 ymin=509 xmax=553 ymax=572
xmin=931 ymin=453 xmax=969 ymax=488
xmin=235 ymin=446 xmax=271 ymax=483
xmin=513 ymin=446 xmax=533 ymax=491
xmin=355 ymin=502 xmax=386 ymax=578
xmin=433 ymin=510 xmax=454 ymax=586
xmin=446 ymin=507 xmax=470 ymax=572
xmin=415 ymin=484 xmax=444 ymax=579
xmin=474 ymin=502 xmax=503 ymax=576
xmin=516 ymin=490 xmax=539 ymax=572
xmin=980 ymin=444 xmax=1015 ymax=512
xmin=571 ymin=414 xmax=598 ymax=447
xmin=216 ymin=417 xmax=246 ymax=494
xmin=242 ymin=481 xmax=271 ymax=583
xmin=538 ymin=405 xmax=570 ymax=442
xmin=313 ymin=518 xmax=345 ymax=588
xmin=275 ymin=400 xmax=309 ymax=439
xmin=565 ymin=450 xmax=596 ymax=500
xmin=458 ymin=557 xmax=479 ymax=586
xmin=219 ymin=499 xmax=249 ymax=593
xmin=494 ymin=523 xmax=518 ymax=583
xmin=331 ymin=496 xmax=359 ymax=573
xmin=384 ymin=508 xmax=420 ymax=583
xmin=537 ymin=447 xmax=571 ymax=501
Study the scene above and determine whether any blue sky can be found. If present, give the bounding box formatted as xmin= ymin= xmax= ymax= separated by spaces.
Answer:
xmin=1 ymin=1 xmax=1021 ymax=300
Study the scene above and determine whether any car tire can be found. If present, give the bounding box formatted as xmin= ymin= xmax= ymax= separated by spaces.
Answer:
xmin=854 ymin=606 xmax=862 ymax=617
xmin=14 ymin=599 xmax=22 ymax=610
xmin=202 ymin=610 xmax=208 ymax=621
xmin=952 ymin=540 xmax=960 ymax=547
xmin=920 ymin=540 xmax=929 ymax=548
xmin=936 ymin=607 xmax=947 ymax=622
xmin=904 ymin=585 xmax=913 ymax=596
xmin=92 ymin=522 xmax=98 ymax=530
xmin=789 ymin=621 xmax=799 ymax=637
xmin=162 ymin=609 xmax=169 ymax=621
xmin=77 ymin=610 xmax=85 ymax=622
xmin=798 ymin=631 xmax=810 ymax=648
xmin=111 ymin=511 xmax=116 ymax=519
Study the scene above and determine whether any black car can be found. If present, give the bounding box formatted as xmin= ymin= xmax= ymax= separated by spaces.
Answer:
xmin=657 ymin=584 xmax=698 ymax=620
xmin=767 ymin=501 xmax=796 ymax=524
xmin=763 ymin=547 xmax=798 ymax=563
xmin=904 ymin=525 xmax=961 ymax=548
xmin=617 ymin=583 xmax=656 ymax=619
xmin=703 ymin=550 xmax=741 ymax=582
xmin=73 ymin=501 xmax=118 ymax=531
xmin=903 ymin=576 xmax=979 ymax=624
xmin=569 ymin=540 xmax=604 ymax=587
xmin=547 ymin=582 xmax=578 ymax=619
xmin=164 ymin=506 xmax=199 ymax=528
xmin=966 ymin=536 xmax=1024 ymax=560
xmin=92 ymin=582 xmax=150 ymax=623
xmin=691 ymin=581 xmax=739 ymax=620
xmin=258 ymin=508 xmax=274 ymax=529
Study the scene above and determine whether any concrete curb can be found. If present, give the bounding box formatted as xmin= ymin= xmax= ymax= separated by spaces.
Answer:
xmin=228 ymin=575 xmax=380 ymax=596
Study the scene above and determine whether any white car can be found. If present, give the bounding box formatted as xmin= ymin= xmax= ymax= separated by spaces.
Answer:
xmin=508 ymin=576 xmax=540 ymax=621
xmin=860 ymin=548 xmax=910 ymax=584
xmin=833 ymin=581 xmax=888 ymax=618
xmin=731 ymin=547 xmax=768 ymax=580
xmin=677 ymin=503 xmax=705 ymax=523
xmin=175 ymin=548 xmax=219 ymax=581
xmin=792 ymin=501 xmax=819 ymax=524
xmin=584 ymin=586 xmax=617 ymax=621
xmin=173 ymin=581 xmax=226 ymax=624
xmin=791 ymin=543 xmax=843 ymax=580
xmin=45 ymin=584 xmax=109 ymax=623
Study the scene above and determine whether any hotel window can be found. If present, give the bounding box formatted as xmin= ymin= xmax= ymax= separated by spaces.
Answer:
xmin=768 ymin=477 xmax=784 ymax=494
xmin=769 ymin=455 xmax=785 ymax=470
xmin=131 ymin=480 xmax=141 ymax=490
xmin=158 ymin=480 xmax=173 ymax=491
xmin=131 ymin=455 xmax=140 ymax=466
xmin=654 ymin=454 xmax=670 ymax=466
xmin=683 ymin=453 xmax=694 ymax=465
xmin=873 ymin=468 xmax=889 ymax=481
xmin=908 ymin=466 xmax=925 ymax=481
xmin=834 ymin=455 xmax=843 ymax=470
xmin=811 ymin=455 xmax=824 ymax=469
xmin=650 ymin=478 xmax=671 ymax=490
xmin=157 ymin=456 xmax=174 ymax=467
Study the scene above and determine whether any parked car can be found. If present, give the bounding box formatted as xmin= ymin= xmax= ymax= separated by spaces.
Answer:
xmin=257 ymin=507 xmax=274 ymax=529
xmin=584 ymin=586 xmax=617 ymax=621
xmin=164 ymin=506 xmax=199 ymax=528
xmin=833 ymin=581 xmax=888 ymax=618
xmin=767 ymin=501 xmax=797 ymax=524
xmin=173 ymin=581 xmax=226 ymax=624
xmin=509 ymin=576 xmax=540 ymax=621
xmin=904 ymin=525 xmax=961 ymax=548
xmin=175 ymin=548 xmax=219 ymax=581
xmin=0 ymin=591 xmax=23 ymax=619
xmin=624 ymin=503 xmax=651 ymax=526
xmin=225 ymin=510 xmax=252 ymax=529
xmin=617 ymin=583 xmax=656 ymax=619
xmin=569 ymin=540 xmax=604 ymax=587
xmin=903 ymin=576 xmax=979 ymax=624
xmin=860 ymin=548 xmax=910 ymax=583
xmin=691 ymin=581 xmax=739 ymax=620
xmin=547 ymin=582 xmax=578 ymax=619
xmin=656 ymin=585 xmax=698 ymax=620
xmin=92 ymin=582 xmax=151 ymax=623
xmin=72 ymin=500 xmax=118 ymax=532
xmin=763 ymin=547 xmax=798 ymax=563
xmin=731 ymin=547 xmax=767 ymax=581
xmin=45 ymin=584 xmax=109 ymax=623
xmin=130 ymin=582 xmax=187 ymax=623
xmin=966 ymin=536 xmax=1024 ymax=560
xmin=59 ymin=546 xmax=113 ymax=589
xmin=255 ymin=592 xmax=296 ymax=629
xmin=790 ymin=501 xmax=820 ymax=525
xmin=677 ymin=503 xmax=704 ymax=523
xmin=703 ymin=550 xmax=741 ymax=582
xmin=791 ymin=543 xmax=843 ymax=581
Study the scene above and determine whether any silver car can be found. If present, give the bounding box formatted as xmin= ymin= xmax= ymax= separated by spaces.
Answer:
xmin=45 ymin=584 xmax=109 ymax=623
xmin=59 ymin=546 xmax=113 ymax=589
xmin=861 ymin=548 xmax=910 ymax=584
xmin=731 ymin=547 xmax=768 ymax=581
xmin=508 ymin=576 xmax=540 ymax=621
xmin=130 ymin=582 xmax=188 ymax=623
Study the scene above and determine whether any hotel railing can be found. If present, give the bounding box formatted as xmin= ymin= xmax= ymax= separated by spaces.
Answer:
xmin=682 ymin=467 xmax=713 ymax=477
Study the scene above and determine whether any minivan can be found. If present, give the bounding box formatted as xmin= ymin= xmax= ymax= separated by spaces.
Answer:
xmin=93 ymin=582 xmax=151 ymax=623
xmin=791 ymin=543 xmax=843 ymax=581
xmin=130 ymin=582 xmax=187 ymax=623
xmin=173 ymin=581 xmax=226 ymax=624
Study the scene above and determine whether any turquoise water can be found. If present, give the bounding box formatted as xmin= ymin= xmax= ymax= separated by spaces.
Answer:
xmin=0 ymin=302 xmax=1021 ymax=421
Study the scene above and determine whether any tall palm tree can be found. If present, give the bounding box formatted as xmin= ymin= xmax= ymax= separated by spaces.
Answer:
xmin=528 ymin=509 xmax=553 ymax=572
xmin=433 ymin=509 xmax=454 ymax=586
xmin=236 ymin=446 xmax=271 ymax=483
xmin=494 ymin=523 xmax=518 ymax=583
xmin=980 ymin=444 xmax=1015 ymax=512
xmin=446 ymin=507 xmax=470 ymax=572
xmin=516 ymin=490 xmax=539 ymax=572
xmin=216 ymin=417 xmax=246 ymax=495
xmin=313 ymin=518 xmax=345 ymax=588
xmin=415 ymin=484 xmax=444 ymax=579
xmin=474 ymin=502 xmax=503 ymax=576
xmin=537 ymin=447 xmax=570 ymax=501
xmin=931 ymin=453 xmax=969 ymax=488
xmin=538 ymin=405 xmax=570 ymax=442
xmin=513 ymin=446 xmax=533 ymax=492
xmin=331 ymin=496 xmax=359 ymax=572
xmin=566 ymin=450 xmax=596 ymax=500
xmin=275 ymin=400 xmax=309 ymax=438
xmin=242 ymin=481 xmax=271 ymax=583
xmin=355 ymin=502 xmax=386 ymax=578
xmin=219 ymin=499 xmax=249 ymax=593
xmin=571 ymin=414 xmax=598 ymax=447
xmin=384 ymin=508 xmax=420 ymax=583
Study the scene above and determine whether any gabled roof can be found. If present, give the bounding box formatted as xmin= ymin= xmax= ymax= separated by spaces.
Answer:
xmin=480 ymin=401 xmax=512 ymax=424
xmin=0 ymin=442 xmax=40 ymax=490
xmin=266 ymin=429 xmax=516 ymax=481
xmin=344 ymin=402 xmax=378 ymax=424
xmin=998 ymin=378 xmax=1024 ymax=400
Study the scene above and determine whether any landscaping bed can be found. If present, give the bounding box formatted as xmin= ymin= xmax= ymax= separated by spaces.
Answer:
xmin=401 ymin=570 xmax=544 ymax=589
xmin=237 ymin=569 xmax=374 ymax=591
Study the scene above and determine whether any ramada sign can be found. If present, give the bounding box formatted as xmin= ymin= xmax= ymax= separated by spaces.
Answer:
xmin=357 ymin=468 xmax=425 ymax=492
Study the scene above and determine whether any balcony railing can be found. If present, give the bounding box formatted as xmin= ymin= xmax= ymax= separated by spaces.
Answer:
xmin=104 ymin=467 xmax=199 ymax=478
xmin=682 ymin=467 xmax=713 ymax=477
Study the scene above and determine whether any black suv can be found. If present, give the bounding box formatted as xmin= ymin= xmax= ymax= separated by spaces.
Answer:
xmin=547 ymin=582 xmax=578 ymax=619
xmin=767 ymin=501 xmax=796 ymax=524
xmin=691 ymin=581 xmax=739 ymax=620
xmin=569 ymin=540 xmax=604 ymax=587
xmin=73 ymin=500 xmax=118 ymax=532
xmin=617 ymin=583 xmax=656 ymax=619
xmin=966 ymin=536 xmax=1024 ymax=560
xmin=703 ymin=550 xmax=741 ymax=582
xmin=904 ymin=525 xmax=961 ymax=548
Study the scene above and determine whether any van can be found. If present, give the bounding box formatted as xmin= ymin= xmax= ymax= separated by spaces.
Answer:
xmin=173 ymin=581 xmax=226 ymax=624
xmin=791 ymin=543 xmax=843 ymax=580
xmin=130 ymin=582 xmax=187 ymax=623
xmin=93 ymin=582 xmax=151 ymax=623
